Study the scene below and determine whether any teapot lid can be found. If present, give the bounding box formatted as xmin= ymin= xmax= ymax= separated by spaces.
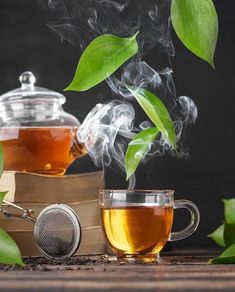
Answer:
xmin=0 ymin=72 xmax=66 ymax=104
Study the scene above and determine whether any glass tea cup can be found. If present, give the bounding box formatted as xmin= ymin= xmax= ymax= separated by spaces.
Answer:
xmin=100 ymin=190 xmax=200 ymax=263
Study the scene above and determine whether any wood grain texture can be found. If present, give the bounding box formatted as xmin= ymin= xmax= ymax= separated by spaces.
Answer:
xmin=0 ymin=249 xmax=234 ymax=291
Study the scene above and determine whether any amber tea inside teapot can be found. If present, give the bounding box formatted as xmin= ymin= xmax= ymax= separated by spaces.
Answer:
xmin=0 ymin=72 xmax=87 ymax=175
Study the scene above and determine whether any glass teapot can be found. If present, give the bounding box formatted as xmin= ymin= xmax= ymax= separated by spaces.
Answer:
xmin=0 ymin=72 xmax=87 ymax=175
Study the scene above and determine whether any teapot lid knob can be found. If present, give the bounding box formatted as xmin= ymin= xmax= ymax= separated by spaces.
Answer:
xmin=19 ymin=72 xmax=36 ymax=89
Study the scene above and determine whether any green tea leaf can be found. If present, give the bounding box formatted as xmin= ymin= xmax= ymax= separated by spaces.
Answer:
xmin=171 ymin=0 xmax=218 ymax=67
xmin=0 ymin=143 xmax=3 ymax=177
xmin=224 ymin=223 xmax=235 ymax=247
xmin=218 ymin=243 xmax=235 ymax=258
xmin=0 ymin=145 xmax=21 ymax=266
xmin=209 ymin=256 xmax=235 ymax=265
xmin=208 ymin=224 xmax=225 ymax=247
xmin=0 ymin=191 xmax=8 ymax=208
xmin=65 ymin=32 xmax=139 ymax=91
xmin=0 ymin=228 xmax=23 ymax=266
xmin=125 ymin=85 xmax=176 ymax=149
xmin=125 ymin=127 xmax=159 ymax=180
xmin=209 ymin=243 xmax=235 ymax=264
xmin=223 ymin=199 xmax=235 ymax=223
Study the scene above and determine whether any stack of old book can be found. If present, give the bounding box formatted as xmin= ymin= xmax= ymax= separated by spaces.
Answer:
xmin=0 ymin=171 xmax=106 ymax=257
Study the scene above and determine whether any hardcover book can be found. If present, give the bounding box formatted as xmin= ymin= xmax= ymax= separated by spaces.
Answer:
xmin=0 ymin=171 xmax=104 ymax=203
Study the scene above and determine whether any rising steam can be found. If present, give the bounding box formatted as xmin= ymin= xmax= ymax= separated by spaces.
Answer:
xmin=78 ymin=100 xmax=135 ymax=171
xmin=39 ymin=0 xmax=198 ymax=186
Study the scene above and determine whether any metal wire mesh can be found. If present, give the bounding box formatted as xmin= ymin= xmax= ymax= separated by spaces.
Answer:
xmin=34 ymin=204 xmax=81 ymax=259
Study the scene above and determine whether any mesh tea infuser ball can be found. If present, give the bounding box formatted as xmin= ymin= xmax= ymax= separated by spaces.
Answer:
xmin=0 ymin=200 xmax=82 ymax=260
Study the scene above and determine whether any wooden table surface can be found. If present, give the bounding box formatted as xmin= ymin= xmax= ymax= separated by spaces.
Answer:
xmin=1 ymin=249 xmax=235 ymax=291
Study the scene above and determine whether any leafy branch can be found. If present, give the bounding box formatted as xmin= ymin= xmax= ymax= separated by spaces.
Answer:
xmin=208 ymin=199 xmax=235 ymax=264
xmin=0 ymin=145 xmax=23 ymax=266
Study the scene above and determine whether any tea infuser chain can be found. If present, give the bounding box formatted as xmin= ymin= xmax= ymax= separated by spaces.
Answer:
xmin=0 ymin=200 xmax=36 ymax=223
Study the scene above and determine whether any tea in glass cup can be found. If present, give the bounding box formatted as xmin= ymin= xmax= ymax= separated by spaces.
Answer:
xmin=100 ymin=190 xmax=200 ymax=263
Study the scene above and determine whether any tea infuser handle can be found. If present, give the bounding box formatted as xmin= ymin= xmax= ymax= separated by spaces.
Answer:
xmin=0 ymin=200 xmax=36 ymax=223
xmin=169 ymin=200 xmax=200 ymax=241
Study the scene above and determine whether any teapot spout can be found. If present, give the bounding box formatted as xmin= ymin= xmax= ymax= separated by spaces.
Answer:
xmin=71 ymin=130 xmax=88 ymax=160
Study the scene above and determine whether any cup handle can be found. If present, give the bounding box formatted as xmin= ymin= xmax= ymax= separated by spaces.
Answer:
xmin=169 ymin=199 xmax=200 ymax=241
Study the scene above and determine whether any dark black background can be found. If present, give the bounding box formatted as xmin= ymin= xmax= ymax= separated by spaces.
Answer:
xmin=0 ymin=0 xmax=234 ymax=247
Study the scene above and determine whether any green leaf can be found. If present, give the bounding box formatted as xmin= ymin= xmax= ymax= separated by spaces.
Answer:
xmin=218 ymin=243 xmax=235 ymax=258
xmin=125 ymin=85 xmax=176 ymax=149
xmin=125 ymin=127 xmax=159 ymax=180
xmin=0 ymin=143 xmax=3 ymax=177
xmin=209 ymin=256 xmax=235 ymax=265
xmin=171 ymin=0 xmax=218 ymax=67
xmin=0 ymin=145 xmax=21 ymax=266
xmin=224 ymin=223 xmax=235 ymax=247
xmin=65 ymin=32 xmax=139 ymax=91
xmin=0 ymin=191 xmax=8 ymax=208
xmin=0 ymin=228 xmax=23 ymax=266
xmin=223 ymin=199 xmax=235 ymax=223
xmin=208 ymin=224 xmax=225 ymax=247
xmin=209 ymin=243 xmax=235 ymax=264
